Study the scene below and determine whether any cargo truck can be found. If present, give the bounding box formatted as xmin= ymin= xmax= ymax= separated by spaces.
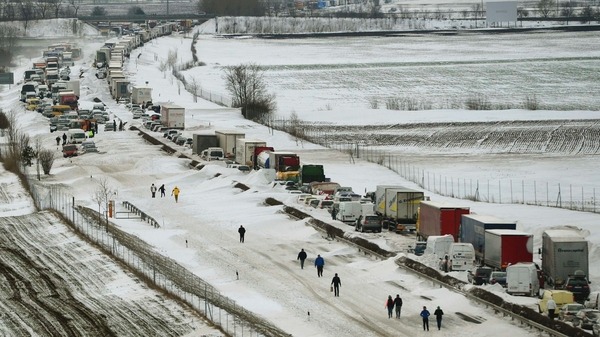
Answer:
xmin=484 ymin=229 xmax=533 ymax=270
xmin=299 ymin=164 xmax=326 ymax=185
xmin=235 ymin=139 xmax=267 ymax=166
xmin=192 ymin=133 xmax=218 ymax=155
xmin=252 ymin=146 xmax=274 ymax=169
xmin=66 ymin=79 xmax=80 ymax=98
xmin=215 ymin=130 xmax=245 ymax=159
xmin=58 ymin=91 xmax=78 ymax=110
xmin=417 ymin=201 xmax=470 ymax=242
xmin=383 ymin=186 xmax=424 ymax=232
xmin=268 ymin=152 xmax=300 ymax=181
xmin=160 ymin=103 xmax=185 ymax=129
xmin=112 ymin=79 xmax=130 ymax=100
xmin=541 ymin=228 xmax=589 ymax=288
xmin=95 ymin=47 xmax=111 ymax=68
xmin=459 ymin=214 xmax=517 ymax=262
xmin=131 ymin=86 xmax=152 ymax=105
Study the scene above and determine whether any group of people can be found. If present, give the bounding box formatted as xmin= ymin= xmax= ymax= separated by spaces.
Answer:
xmin=385 ymin=295 xmax=404 ymax=319
xmin=296 ymin=250 xmax=341 ymax=296
xmin=150 ymin=183 xmax=179 ymax=202
xmin=419 ymin=306 xmax=444 ymax=331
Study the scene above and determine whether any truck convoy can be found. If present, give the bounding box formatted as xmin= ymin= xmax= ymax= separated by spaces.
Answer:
xmin=417 ymin=201 xmax=470 ymax=242
xmin=375 ymin=185 xmax=424 ymax=233
xmin=484 ymin=229 xmax=533 ymax=270
xmin=541 ymin=228 xmax=589 ymax=288
xmin=459 ymin=214 xmax=517 ymax=262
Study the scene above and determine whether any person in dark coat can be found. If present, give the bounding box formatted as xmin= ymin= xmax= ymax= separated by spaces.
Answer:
xmin=331 ymin=207 xmax=337 ymax=220
xmin=159 ymin=184 xmax=166 ymax=197
xmin=238 ymin=225 xmax=246 ymax=243
xmin=394 ymin=294 xmax=403 ymax=318
xmin=55 ymin=136 xmax=61 ymax=146
xmin=434 ymin=306 xmax=444 ymax=330
xmin=297 ymin=249 xmax=307 ymax=269
xmin=113 ymin=119 xmax=117 ymax=132
xmin=119 ymin=120 xmax=123 ymax=131
xmin=150 ymin=183 xmax=157 ymax=198
xmin=385 ymin=295 xmax=394 ymax=318
xmin=420 ymin=306 xmax=430 ymax=331
xmin=314 ymin=254 xmax=324 ymax=277
xmin=62 ymin=133 xmax=67 ymax=145
xmin=331 ymin=273 xmax=341 ymax=297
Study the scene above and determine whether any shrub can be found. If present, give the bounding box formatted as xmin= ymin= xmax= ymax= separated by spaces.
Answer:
xmin=38 ymin=149 xmax=55 ymax=175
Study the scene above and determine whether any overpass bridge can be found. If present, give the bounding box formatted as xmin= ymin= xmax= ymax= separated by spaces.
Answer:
xmin=78 ymin=13 xmax=214 ymax=23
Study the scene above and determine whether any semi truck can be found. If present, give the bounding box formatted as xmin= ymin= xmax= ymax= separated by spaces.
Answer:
xmin=268 ymin=152 xmax=300 ymax=181
xmin=215 ymin=130 xmax=245 ymax=159
xmin=131 ymin=85 xmax=152 ymax=104
xmin=484 ymin=229 xmax=533 ymax=270
xmin=192 ymin=133 xmax=218 ymax=155
xmin=95 ymin=47 xmax=111 ymax=68
xmin=235 ymin=139 xmax=267 ymax=166
xmin=58 ymin=91 xmax=78 ymax=110
xmin=299 ymin=164 xmax=326 ymax=185
xmin=376 ymin=186 xmax=424 ymax=233
xmin=459 ymin=214 xmax=517 ymax=262
xmin=160 ymin=103 xmax=185 ymax=129
xmin=417 ymin=201 xmax=470 ymax=242
xmin=541 ymin=228 xmax=589 ymax=288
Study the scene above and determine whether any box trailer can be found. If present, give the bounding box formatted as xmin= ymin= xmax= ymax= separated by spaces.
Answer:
xmin=215 ymin=130 xmax=245 ymax=159
xmin=235 ymin=138 xmax=267 ymax=166
xmin=192 ymin=133 xmax=218 ymax=155
xmin=417 ymin=201 xmax=470 ymax=242
xmin=484 ymin=229 xmax=533 ymax=270
xmin=542 ymin=228 xmax=589 ymax=288
xmin=299 ymin=164 xmax=326 ymax=185
xmin=131 ymin=85 xmax=152 ymax=105
xmin=460 ymin=214 xmax=517 ymax=262
xmin=160 ymin=103 xmax=185 ymax=129
xmin=374 ymin=185 xmax=404 ymax=217
xmin=384 ymin=187 xmax=424 ymax=231
xmin=112 ymin=80 xmax=130 ymax=100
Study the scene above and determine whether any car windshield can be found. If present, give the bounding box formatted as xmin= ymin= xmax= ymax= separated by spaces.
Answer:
xmin=569 ymin=278 xmax=589 ymax=286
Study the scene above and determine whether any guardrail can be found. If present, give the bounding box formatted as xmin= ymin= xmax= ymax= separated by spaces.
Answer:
xmin=121 ymin=201 xmax=160 ymax=228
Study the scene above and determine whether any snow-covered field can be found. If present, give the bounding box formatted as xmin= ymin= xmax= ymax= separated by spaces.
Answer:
xmin=1 ymin=18 xmax=600 ymax=337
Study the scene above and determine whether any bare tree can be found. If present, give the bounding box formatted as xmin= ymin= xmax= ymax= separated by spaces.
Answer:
xmin=223 ymin=63 xmax=276 ymax=121
xmin=187 ymin=76 xmax=202 ymax=102
xmin=18 ymin=0 xmax=36 ymax=33
xmin=158 ymin=61 xmax=167 ymax=78
xmin=92 ymin=178 xmax=114 ymax=230
xmin=38 ymin=149 xmax=55 ymax=175
xmin=38 ymin=1 xmax=53 ymax=19
xmin=537 ymin=0 xmax=555 ymax=18
xmin=48 ymin=0 xmax=62 ymax=18
xmin=67 ymin=0 xmax=81 ymax=16
xmin=287 ymin=111 xmax=305 ymax=146
xmin=167 ymin=49 xmax=178 ymax=70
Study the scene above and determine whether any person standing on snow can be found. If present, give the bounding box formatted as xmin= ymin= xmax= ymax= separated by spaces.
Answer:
xmin=55 ymin=136 xmax=60 ymax=146
xmin=315 ymin=254 xmax=324 ymax=277
xmin=434 ymin=306 xmax=444 ymax=330
xmin=171 ymin=186 xmax=180 ymax=203
xmin=297 ymin=249 xmax=307 ymax=269
xmin=385 ymin=295 xmax=395 ymax=318
xmin=394 ymin=294 xmax=403 ymax=318
xmin=150 ymin=183 xmax=157 ymax=198
xmin=159 ymin=184 xmax=166 ymax=197
xmin=331 ymin=273 xmax=341 ymax=297
xmin=420 ymin=306 xmax=430 ymax=331
xmin=547 ymin=298 xmax=557 ymax=321
xmin=238 ymin=225 xmax=246 ymax=243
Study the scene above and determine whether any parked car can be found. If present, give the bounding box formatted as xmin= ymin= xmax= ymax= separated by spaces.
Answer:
xmin=573 ymin=309 xmax=600 ymax=330
xmin=317 ymin=199 xmax=334 ymax=210
xmin=489 ymin=271 xmax=507 ymax=287
xmin=563 ymin=271 xmax=591 ymax=303
xmin=557 ymin=303 xmax=584 ymax=322
xmin=104 ymin=122 xmax=115 ymax=132
xmin=467 ymin=266 xmax=493 ymax=285
xmin=175 ymin=135 xmax=187 ymax=146
xmin=80 ymin=140 xmax=98 ymax=153
xmin=355 ymin=214 xmax=382 ymax=233
xmin=585 ymin=291 xmax=600 ymax=310
xmin=62 ymin=144 xmax=78 ymax=157
xmin=309 ymin=198 xmax=321 ymax=208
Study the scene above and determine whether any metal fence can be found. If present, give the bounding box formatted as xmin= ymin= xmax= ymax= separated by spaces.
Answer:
xmin=28 ymin=181 xmax=290 ymax=337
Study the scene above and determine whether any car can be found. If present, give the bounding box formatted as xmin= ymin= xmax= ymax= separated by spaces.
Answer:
xmin=317 ymin=199 xmax=334 ymax=210
xmin=563 ymin=271 xmax=591 ymax=303
xmin=184 ymin=138 xmax=193 ymax=147
xmin=409 ymin=241 xmax=427 ymax=256
xmin=104 ymin=123 xmax=115 ymax=132
xmin=80 ymin=140 xmax=98 ymax=153
xmin=489 ymin=271 xmax=507 ymax=287
xmin=309 ymin=198 xmax=321 ymax=208
xmin=355 ymin=214 xmax=382 ymax=233
xmin=573 ymin=309 xmax=600 ymax=330
xmin=467 ymin=266 xmax=493 ymax=285
xmin=62 ymin=144 xmax=78 ymax=157
xmin=175 ymin=135 xmax=187 ymax=146
xmin=538 ymin=289 xmax=575 ymax=314
xmin=557 ymin=303 xmax=584 ymax=322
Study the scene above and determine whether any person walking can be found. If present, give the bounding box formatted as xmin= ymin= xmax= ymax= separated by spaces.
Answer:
xmin=385 ymin=295 xmax=395 ymax=318
xmin=434 ymin=306 xmax=444 ymax=330
xmin=150 ymin=183 xmax=157 ymax=198
xmin=331 ymin=207 xmax=337 ymax=220
xmin=315 ymin=254 xmax=324 ymax=277
xmin=171 ymin=186 xmax=180 ymax=203
xmin=297 ymin=249 xmax=307 ymax=269
xmin=159 ymin=184 xmax=166 ymax=197
xmin=62 ymin=133 xmax=67 ymax=145
xmin=393 ymin=294 xmax=403 ymax=318
xmin=420 ymin=306 xmax=430 ymax=331
xmin=331 ymin=273 xmax=341 ymax=297
xmin=238 ymin=225 xmax=246 ymax=243
xmin=547 ymin=298 xmax=557 ymax=321
xmin=113 ymin=119 xmax=117 ymax=132
xmin=55 ymin=136 xmax=60 ymax=146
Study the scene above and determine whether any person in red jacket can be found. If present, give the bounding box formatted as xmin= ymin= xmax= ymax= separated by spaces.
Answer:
xmin=385 ymin=295 xmax=394 ymax=318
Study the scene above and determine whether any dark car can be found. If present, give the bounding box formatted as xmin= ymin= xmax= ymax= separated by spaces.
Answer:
xmin=564 ymin=272 xmax=591 ymax=303
xmin=468 ymin=266 xmax=493 ymax=285
xmin=489 ymin=271 xmax=507 ymax=287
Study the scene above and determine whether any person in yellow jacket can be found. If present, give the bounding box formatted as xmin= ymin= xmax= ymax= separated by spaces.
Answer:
xmin=171 ymin=186 xmax=180 ymax=203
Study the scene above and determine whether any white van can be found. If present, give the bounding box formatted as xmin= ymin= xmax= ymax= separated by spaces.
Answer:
xmin=68 ymin=128 xmax=86 ymax=144
xmin=338 ymin=201 xmax=362 ymax=223
xmin=447 ymin=243 xmax=475 ymax=271
xmin=506 ymin=262 xmax=540 ymax=297
xmin=424 ymin=235 xmax=454 ymax=260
